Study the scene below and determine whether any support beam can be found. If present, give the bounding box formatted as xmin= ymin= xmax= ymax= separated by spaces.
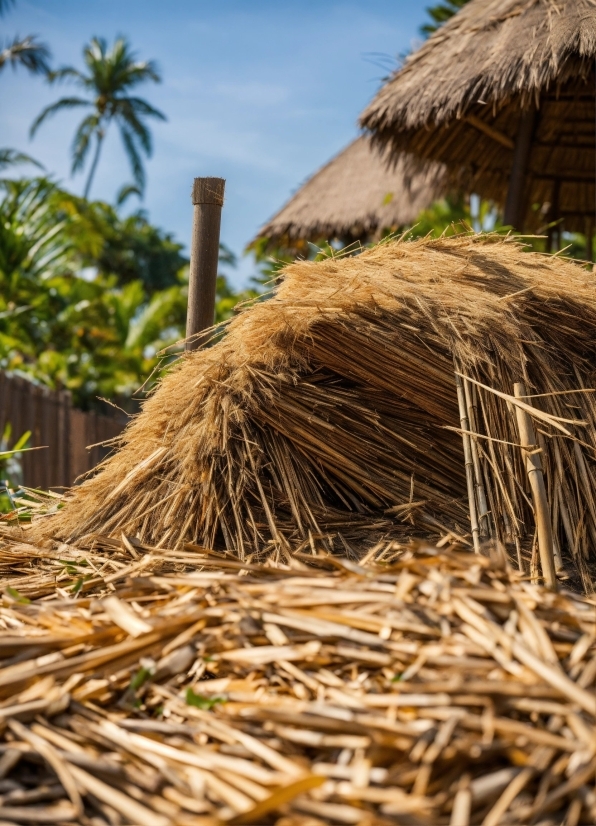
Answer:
xmin=186 ymin=177 xmax=225 ymax=351
xmin=503 ymin=107 xmax=537 ymax=230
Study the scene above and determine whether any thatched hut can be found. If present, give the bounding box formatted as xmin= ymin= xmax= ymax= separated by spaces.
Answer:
xmin=254 ymin=136 xmax=445 ymax=251
xmin=360 ymin=0 xmax=596 ymax=241
xmin=41 ymin=235 xmax=596 ymax=589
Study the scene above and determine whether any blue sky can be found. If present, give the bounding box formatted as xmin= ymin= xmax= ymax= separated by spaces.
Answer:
xmin=3 ymin=0 xmax=428 ymax=286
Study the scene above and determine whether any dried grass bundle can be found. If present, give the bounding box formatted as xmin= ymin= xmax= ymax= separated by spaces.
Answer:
xmin=0 ymin=536 xmax=594 ymax=825
xmin=37 ymin=235 xmax=596 ymax=585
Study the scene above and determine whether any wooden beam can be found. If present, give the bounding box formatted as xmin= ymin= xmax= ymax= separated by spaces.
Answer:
xmin=186 ymin=177 xmax=226 ymax=351
xmin=465 ymin=114 xmax=514 ymax=150
xmin=503 ymin=107 xmax=537 ymax=230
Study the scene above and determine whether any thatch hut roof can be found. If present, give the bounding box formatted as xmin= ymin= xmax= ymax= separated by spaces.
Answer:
xmin=39 ymin=235 xmax=596 ymax=588
xmin=360 ymin=0 xmax=596 ymax=232
xmin=254 ymin=136 xmax=445 ymax=249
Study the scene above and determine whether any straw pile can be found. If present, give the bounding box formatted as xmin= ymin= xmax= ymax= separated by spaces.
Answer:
xmin=0 ymin=532 xmax=594 ymax=825
xmin=37 ymin=235 xmax=596 ymax=587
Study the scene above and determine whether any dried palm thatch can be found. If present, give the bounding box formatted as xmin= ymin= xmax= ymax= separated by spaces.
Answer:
xmin=0 ymin=534 xmax=594 ymax=825
xmin=253 ymin=136 xmax=445 ymax=251
xmin=360 ymin=0 xmax=596 ymax=233
xmin=33 ymin=235 xmax=596 ymax=587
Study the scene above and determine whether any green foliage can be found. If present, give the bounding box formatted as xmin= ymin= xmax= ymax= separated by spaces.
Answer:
xmin=31 ymin=36 xmax=165 ymax=198
xmin=185 ymin=688 xmax=226 ymax=710
xmin=0 ymin=176 xmax=255 ymax=410
xmin=0 ymin=148 xmax=42 ymax=172
xmin=0 ymin=0 xmax=50 ymax=76
xmin=402 ymin=194 xmax=499 ymax=239
xmin=420 ymin=0 xmax=469 ymax=36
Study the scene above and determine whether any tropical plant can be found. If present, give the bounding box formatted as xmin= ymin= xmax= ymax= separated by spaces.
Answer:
xmin=0 ymin=148 xmax=42 ymax=173
xmin=420 ymin=0 xmax=469 ymax=36
xmin=0 ymin=176 xmax=255 ymax=408
xmin=0 ymin=423 xmax=30 ymax=495
xmin=0 ymin=0 xmax=50 ymax=76
xmin=30 ymin=36 xmax=165 ymax=198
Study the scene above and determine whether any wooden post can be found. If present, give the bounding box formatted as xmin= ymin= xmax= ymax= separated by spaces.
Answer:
xmin=513 ymin=382 xmax=557 ymax=590
xmin=503 ymin=107 xmax=536 ymax=230
xmin=186 ymin=177 xmax=226 ymax=351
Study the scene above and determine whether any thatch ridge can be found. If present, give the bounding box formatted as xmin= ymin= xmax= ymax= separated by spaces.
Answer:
xmin=361 ymin=0 xmax=596 ymax=135
xmin=254 ymin=136 xmax=445 ymax=248
xmin=39 ymin=235 xmax=596 ymax=585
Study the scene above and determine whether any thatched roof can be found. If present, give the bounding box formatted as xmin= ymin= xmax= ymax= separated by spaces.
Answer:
xmin=39 ymin=235 xmax=596 ymax=588
xmin=360 ymin=0 xmax=596 ymax=232
xmin=254 ymin=136 xmax=445 ymax=249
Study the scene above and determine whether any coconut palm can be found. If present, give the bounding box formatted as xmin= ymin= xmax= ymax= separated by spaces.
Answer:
xmin=0 ymin=0 xmax=50 ymax=76
xmin=30 ymin=36 xmax=166 ymax=199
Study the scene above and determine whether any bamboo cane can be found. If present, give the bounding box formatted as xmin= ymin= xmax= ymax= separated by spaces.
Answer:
xmin=455 ymin=372 xmax=480 ymax=553
xmin=513 ymin=382 xmax=557 ymax=590
xmin=463 ymin=379 xmax=490 ymax=537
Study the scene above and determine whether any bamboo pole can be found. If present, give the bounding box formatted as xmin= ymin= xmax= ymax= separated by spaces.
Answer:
xmin=513 ymin=382 xmax=557 ymax=590
xmin=186 ymin=177 xmax=226 ymax=351
xmin=463 ymin=379 xmax=490 ymax=537
xmin=455 ymin=372 xmax=481 ymax=553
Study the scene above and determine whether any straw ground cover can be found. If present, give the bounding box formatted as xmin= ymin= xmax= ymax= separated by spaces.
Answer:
xmin=0 ymin=530 xmax=594 ymax=825
xmin=34 ymin=235 xmax=596 ymax=590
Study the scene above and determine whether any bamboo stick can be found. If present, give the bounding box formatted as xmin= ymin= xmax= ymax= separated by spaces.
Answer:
xmin=463 ymin=379 xmax=490 ymax=537
xmin=455 ymin=372 xmax=481 ymax=552
xmin=513 ymin=382 xmax=557 ymax=590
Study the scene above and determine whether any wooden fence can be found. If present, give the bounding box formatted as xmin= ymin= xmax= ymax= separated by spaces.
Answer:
xmin=0 ymin=371 xmax=127 ymax=490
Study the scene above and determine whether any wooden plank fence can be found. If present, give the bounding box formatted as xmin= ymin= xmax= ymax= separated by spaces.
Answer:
xmin=0 ymin=371 xmax=127 ymax=490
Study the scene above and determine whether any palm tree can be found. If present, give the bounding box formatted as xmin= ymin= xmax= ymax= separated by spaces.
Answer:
xmin=30 ymin=37 xmax=166 ymax=199
xmin=0 ymin=0 xmax=50 ymax=75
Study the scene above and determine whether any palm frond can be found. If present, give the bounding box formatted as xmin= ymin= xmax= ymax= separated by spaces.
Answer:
xmin=120 ymin=128 xmax=145 ymax=191
xmin=0 ymin=148 xmax=43 ymax=171
xmin=0 ymin=0 xmax=15 ymax=18
xmin=120 ymin=96 xmax=166 ymax=121
xmin=116 ymin=104 xmax=152 ymax=154
xmin=71 ymin=113 xmax=101 ymax=174
xmin=29 ymin=97 xmax=91 ymax=137
xmin=116 ymin=183 xmax=142 ymax=206
xmin=47 ymin=66 xmax=87 ymax=85
xmin=0 ymin=35 xmax=51 ymax=75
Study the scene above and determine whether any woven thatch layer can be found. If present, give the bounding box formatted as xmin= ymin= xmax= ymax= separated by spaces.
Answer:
xmin=254 ymin=136 xmax=445 ymax=249
xmin=42 ymin=236 xmax=596 ymax=583
xmin=360 ymin=0 xmax=596 ymax=232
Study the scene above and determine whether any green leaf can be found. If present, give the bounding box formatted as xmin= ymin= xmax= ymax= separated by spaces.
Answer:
xmin=6 ymin=586 xmax=30 ymax=604
xmin=130 ymin=665 xmax=153 ymax=691
xmin=185 ymin=688 xmax=226 ymax=710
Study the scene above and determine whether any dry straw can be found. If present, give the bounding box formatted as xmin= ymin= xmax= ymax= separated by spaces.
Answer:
xmin=36 ymin=235 xmax=596 ymax=588
xmin=0 ymin=535 xmax=594 ymax=825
